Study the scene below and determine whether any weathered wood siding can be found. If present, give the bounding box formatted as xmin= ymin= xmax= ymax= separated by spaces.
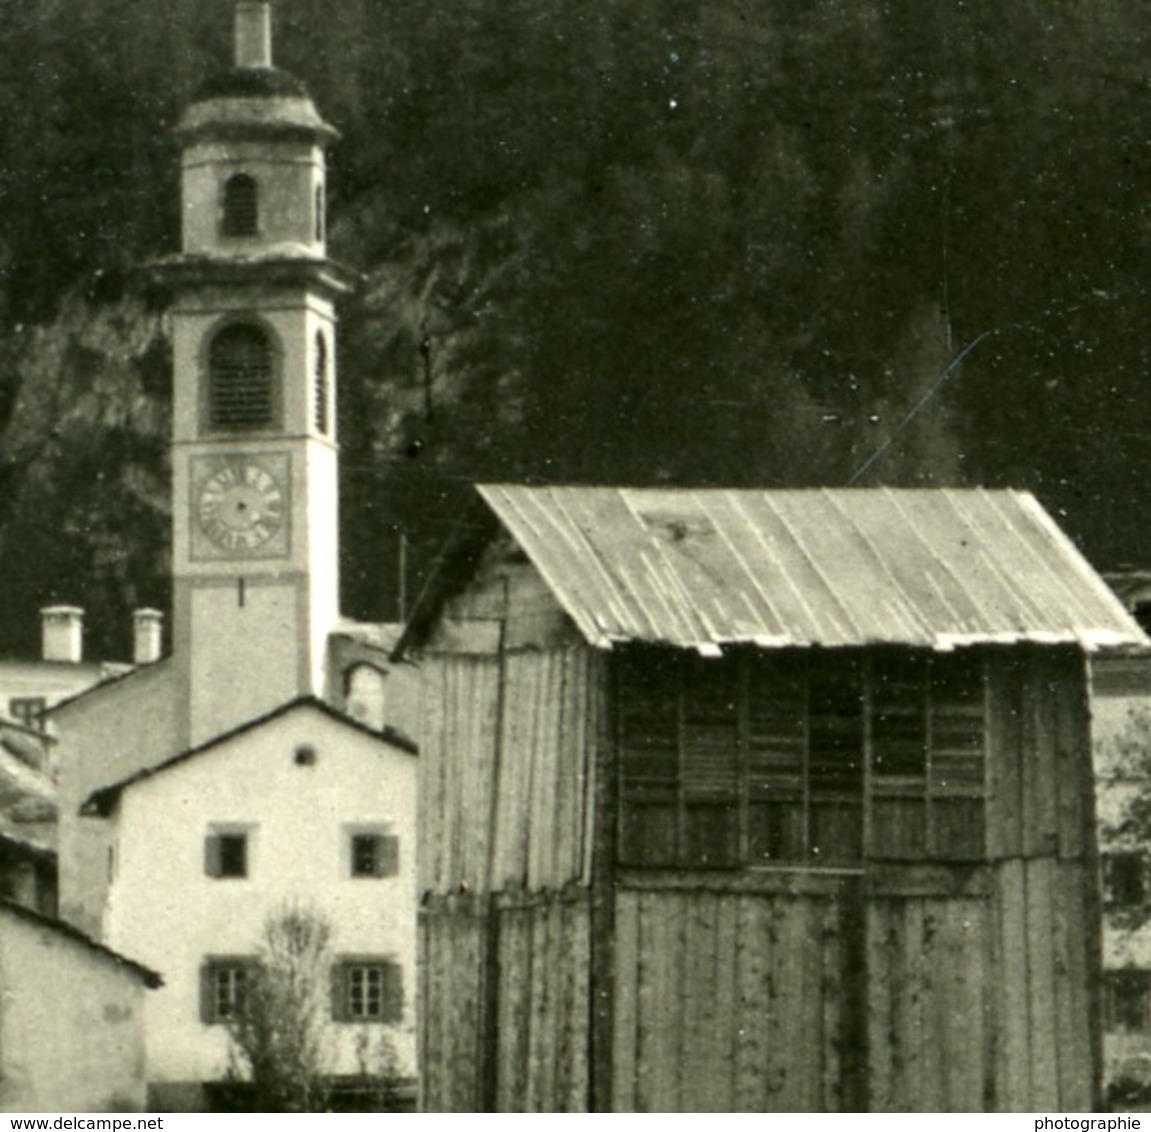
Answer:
xmin=606 ymin=647 xmax=1100 ymax=1112
xmin=611 ymin=882 xmax=863 ymax=1111
xmin=418 ymin=623 xmax=1100 ymax=1111
xmin=417 ymin=635 xmax=602 ymax=1111
xmin=418 ymin=648 xmax=598 ymax=896
xmin=420 ymin=891 xmax=592 ymax=1112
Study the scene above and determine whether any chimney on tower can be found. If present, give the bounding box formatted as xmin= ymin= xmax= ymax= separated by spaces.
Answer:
xmin=235 ymin=1 xmax=273 ymax=69
xmin=132 ymin=608 xmax=164 ymax=666
xmin=41 ymin=606 xmax=84 ymax=664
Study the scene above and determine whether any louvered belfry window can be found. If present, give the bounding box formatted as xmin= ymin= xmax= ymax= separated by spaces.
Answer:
xmin=222 ymin=173 xmax=259 ymax=237
xmin=209 ymin=324 xmax=274 ymax=429
xmin=314 ymin=331 xmax=329 ymax=434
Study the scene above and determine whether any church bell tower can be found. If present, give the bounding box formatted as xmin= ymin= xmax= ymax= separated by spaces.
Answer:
xmin=155 ymin=1 xmax=350 ymax=745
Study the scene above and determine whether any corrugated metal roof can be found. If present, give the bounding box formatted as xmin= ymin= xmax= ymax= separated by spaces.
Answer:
xmin=477 ymin=485 xmax=1147 ymax=653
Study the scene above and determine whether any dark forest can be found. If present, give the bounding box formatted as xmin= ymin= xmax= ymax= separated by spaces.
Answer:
xmin=0 ymin=0 xmax=1145 ymax=658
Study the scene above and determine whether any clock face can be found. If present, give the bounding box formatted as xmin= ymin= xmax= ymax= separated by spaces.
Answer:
xmin=191 ymin=454 xmax=290 ymax=559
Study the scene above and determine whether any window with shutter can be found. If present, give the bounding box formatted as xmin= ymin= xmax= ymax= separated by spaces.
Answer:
xmin=332 ymin=958 xmax=403 ymax=1023
xmin=1105 ymin=852 xmax=1146 ymax=907
xmin=205 ymin=830 xmax=249 ymax=878
xmin=349 ymin=831 xmax=399 ymax=878
xmin=222 ymin=174 xmax=259 ymax=237
xmin=314 ymin=184 xmax=325 ymax=242
xmin=1104 ymin=970 xmax=1151 ymax=1034
xmin=209 ymin=324 xmax=274 ymax=430
xmin=201 ymin=958 xmax=256 ymax=1024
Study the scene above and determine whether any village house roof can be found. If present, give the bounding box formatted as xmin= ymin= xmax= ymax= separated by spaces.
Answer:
xmin=0 ymin=740 xmax=56 ymax=856
xmin=0 ymin=898 xmax=162 ymax=987
xmin=402 ymin=485 xmax=1147 ymax=656
xmin=82 ymin=695 xmax=417 ymax=818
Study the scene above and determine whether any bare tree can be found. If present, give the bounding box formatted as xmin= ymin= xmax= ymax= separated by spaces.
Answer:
xmin=226 ymin=903 xmax=333 ymax=1113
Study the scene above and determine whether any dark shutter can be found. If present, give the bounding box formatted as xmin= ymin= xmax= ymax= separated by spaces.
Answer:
xmin=383 ymin=963 xmax=404 ymax=1023
xmin=379 ymin=836 xmax=399 ymax=878
xmin=330 ymin=963 xmax=349 ymax=1022
xmin=204 ymin=835 xmax=222 ymax=877
xmin=200 ymin=964 xmax=215 ymax=1024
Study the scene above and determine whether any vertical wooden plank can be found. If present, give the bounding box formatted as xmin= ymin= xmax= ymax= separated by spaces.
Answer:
xmin=642 ymin=891 xmax=684 ymax=1111
xmin=799 ymin=898 xmax=825 ymax=1112
xmin=820 ymin=893 xmax=843 ymax=1111
xmin=685 ymin=892 xmax=725 ymax=1111
xmin=418 ymin=663 xmax=442 ymax=894
xmin=987 ymin=654 xmax=1024 ymax=860
xmin=897 ymin=900 xmax=926 ymax=1112
xmin=866 ymin=900 xmax=897 ymax=1112
xmin=733 ymin=895 xmax=770 ymax=1111
xmin=1052 ymin=650 xmax=1089 ymax=860
xmin=713 ymin=894 xmax=740 ymax=1110
xmin=763 ymin=896 xmax=795 ymax=1111
xmin=589 ymin=653 xmax=615 ymax=1112
xmin=936 ymin=899 xmax=985 ymax=1112
xmin=996 ymin=859 xmax=1032 ymax=1111
xmin=495 ymin=905 xmax=528 ymax=1112
xmin=418 ymin=911 xmax=434 ymax=1111
xmin=611 ymin=890 xmax=639 ymax=1113
xmin=569 ymin=899 xmax=593 ymax=1111
xmin=1026 ymin=857 xmax=1060 ymax=1109
xmin=1024 ymin=653 xmax=1060 ymax=858
xmin=1053 ymin=862 xmax=1095 ymax=1110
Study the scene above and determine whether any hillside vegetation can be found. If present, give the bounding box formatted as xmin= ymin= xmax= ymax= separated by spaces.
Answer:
xmin=0 ymin=0 xmax=1145 ymax=657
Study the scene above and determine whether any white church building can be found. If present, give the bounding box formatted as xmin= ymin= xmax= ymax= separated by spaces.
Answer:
xmin=48 ymin=2 xmax=418 ymax=1110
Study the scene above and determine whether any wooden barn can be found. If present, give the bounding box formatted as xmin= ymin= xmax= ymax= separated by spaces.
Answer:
xmin=397 ymin=485 xmax=1148 ymax=1112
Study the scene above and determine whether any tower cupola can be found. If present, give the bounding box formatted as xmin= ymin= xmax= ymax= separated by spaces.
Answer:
xmin=170 ymin=0 xmax=340 ymax=268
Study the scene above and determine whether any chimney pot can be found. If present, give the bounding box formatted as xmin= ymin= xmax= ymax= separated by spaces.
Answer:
xmin=133 ymin=609 xmax=164 ymax=666
xmin=41 ymin=606 xmax=84 ymax=664
xmin=235 ymin=1 xmax=273 ymax=69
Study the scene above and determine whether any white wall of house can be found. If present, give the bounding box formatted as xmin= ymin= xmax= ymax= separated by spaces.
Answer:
xmin=101 ymin=701 xmax=417 ymax=1089
xmin=54 ymin=660 xmax=183 ymax=939
xmin=1092 ymin=655 xmax=1151 ymax=1090
xmin=0 ymin=906 xmax=152 ymax=1112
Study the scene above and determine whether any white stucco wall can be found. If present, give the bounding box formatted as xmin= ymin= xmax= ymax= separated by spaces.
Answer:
xmin=102 ymin=701 xmax=417 ymax=1087
xmin=0 ymin=908 xmax=150 ymax=1112
xmin=54 ymin=661 xmax=183 ymax=940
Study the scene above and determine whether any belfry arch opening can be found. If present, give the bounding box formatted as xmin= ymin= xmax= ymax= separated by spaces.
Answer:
xmin=208 ymin=323 xmax=274 ymax=430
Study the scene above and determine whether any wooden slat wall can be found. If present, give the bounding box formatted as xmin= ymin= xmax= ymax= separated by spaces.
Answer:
xmin=422 ymin=892 xmax=592 ymax=1112
xmin=991 ymin=858 xmax=1096 ymax=1111
xmin=610 ymin=887 xmax=855 ymax=1112
xmin=418 ymin=654 xmax=502 ymax=895
xmin=419 ymin=897 xmax=491 ymax=1112
xmin=495 ymin=894 xmax=592 ymax=1111
xmin=986 ymin=647 xmax=1092 ymax=861
xmin=866 ymin=896 xmax=990 ymax=1111
xmin=418 ymin=638 xmax=1101 ymax=1113
xmin=419 ymin=648 xmax=598 ymax=896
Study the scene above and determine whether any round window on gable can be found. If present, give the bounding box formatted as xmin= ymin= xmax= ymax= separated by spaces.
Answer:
xmin=294 ymin=744 xmax=317 ymax=767
xmin=208 ymin=323 xmax=274 ymax=430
